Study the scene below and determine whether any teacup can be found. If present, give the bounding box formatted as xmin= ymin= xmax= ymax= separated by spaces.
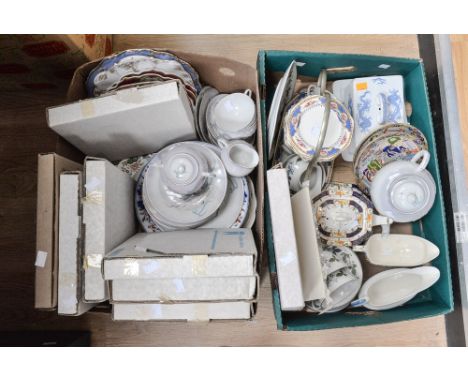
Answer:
xmin=219 ymin=139 xmax=259 ymax=177
xmin=326 ymin=266 xmax=361 ymax=308
xmin=320 ymin=246 xmax=352 ymax=276
xmin=211 ymin=89 xmax=256 ymax=140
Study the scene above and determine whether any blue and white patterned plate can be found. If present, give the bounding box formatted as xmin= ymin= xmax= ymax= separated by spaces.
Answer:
xmin=86 ymin=49 xmax=201 ymax=96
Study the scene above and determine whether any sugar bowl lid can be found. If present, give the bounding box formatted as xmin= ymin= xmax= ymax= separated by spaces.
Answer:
xmin=160 ymin=145 xmax=209 ymax=195
xmin=370 ymin=150 xmax=436 ymax=223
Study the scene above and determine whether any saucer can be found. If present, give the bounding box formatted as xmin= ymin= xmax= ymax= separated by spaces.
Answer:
xmin=200 ymin=176 xmax=250 ymax=229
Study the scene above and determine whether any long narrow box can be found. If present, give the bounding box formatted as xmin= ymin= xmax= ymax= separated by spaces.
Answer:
xmin=103 ymin=229 xmax=257 ymax=280
xmin=112 ymin=301 xmax=253 ymax=321
xmin=47 ymin=80 xmax=196 ymax=161
xmin=110 ymin=276 xmax=257 ymax=303
xmin=35 ymin=153 xmax=82 ymax=309
xmin=58 ymin=171 xmax=94 ymax=315
xmin=83 ymin=158 xmax=136 ymax=302
xmin=266 ymin=168 xmax=304 ymax=311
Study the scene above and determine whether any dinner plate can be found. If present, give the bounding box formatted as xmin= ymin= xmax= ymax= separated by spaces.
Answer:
xmin=198 ymin=87 xmax=219 ymax=143
xmin=283 ymin=95 xmax=353 ymax=162
xmin=242 ymin=177 xmax=257 ymax=228
xmin=267 ymin=60 xmax=299 ymax=160
xmin=87 ymin=49 xmax=201 ymax=97
xmin=200 ymin=176 xmax=249 ymax=229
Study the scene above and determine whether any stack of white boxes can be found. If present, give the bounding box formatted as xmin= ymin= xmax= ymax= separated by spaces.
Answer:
xmin=103 ymin=229 xmax=258 ymax=321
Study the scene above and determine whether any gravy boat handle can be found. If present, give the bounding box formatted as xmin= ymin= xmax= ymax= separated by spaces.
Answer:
xmin=350 ymin=297 xmax=368 ymax=308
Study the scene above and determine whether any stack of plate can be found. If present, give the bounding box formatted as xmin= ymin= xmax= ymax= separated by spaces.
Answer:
xmin=132 ymin=141 xmax=257 ymax=232
xmin=86 ymin=49 xmax=202 ymax=105
xmin=353 ymin=123 xmax=428 ymax=193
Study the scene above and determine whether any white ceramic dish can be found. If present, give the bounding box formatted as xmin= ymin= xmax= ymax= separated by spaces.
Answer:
xmin=267 ymin=61 xmax=300 ymax=160
xmin=353 ymin=266 xmax=440 ymax=310
xmin=200 ymin=176 xmax=249 ymax=229
xmin=353 ymin=234 xmax=440 ymax=267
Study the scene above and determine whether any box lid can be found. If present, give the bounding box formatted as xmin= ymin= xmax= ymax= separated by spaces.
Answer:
xmin=47 ymin=80 xmax=196 ymax=161
xmin=106 ymin=229 xmax=257 ymax=258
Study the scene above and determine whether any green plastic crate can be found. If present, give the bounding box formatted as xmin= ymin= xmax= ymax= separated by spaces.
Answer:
xmin=257 ymin=50 xmax=454 ymax=331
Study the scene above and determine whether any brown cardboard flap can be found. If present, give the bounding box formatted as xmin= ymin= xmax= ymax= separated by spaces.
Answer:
xmin=35 ymin=153 xmax=82 ymax=309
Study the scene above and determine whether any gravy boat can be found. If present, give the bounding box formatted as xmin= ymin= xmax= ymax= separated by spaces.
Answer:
xmin=352 ymin=234 xmax=439 ymax=267
xmin=351 ymin=266 xmax=440 ymax=310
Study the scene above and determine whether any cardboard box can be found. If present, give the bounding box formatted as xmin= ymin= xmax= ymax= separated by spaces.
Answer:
xmin=83 ymin=158 xmax=136 ymax=302
xmin=258 ymin=50 xmax=453 ymax=330
xmin=103 ymin=229 xmax=257 ymax=280
xmin=58 ymin=171 xmax=94 ymax=315
xmin=47 ymin=80 xmax=196 ymax=161
xmin=0 ymin=35 xmax=111 ymax=91
xmin=110 ymin=276 xmax=258 ymax=303
xmin=66 ymin=51 xmax=264 ymax=274
xmin=35 ymin=153 xmax=82 ymax=309
xmin=36 ymin=49 xmax=265 ymax=319
xmin=112 ymin=301 xmax=253 ymax=321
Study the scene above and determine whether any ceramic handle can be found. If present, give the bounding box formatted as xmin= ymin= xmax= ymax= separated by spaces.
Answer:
xmin=244 ymin=89 xmax=252 ymax=98
xmin=352 ymin=245 xmax=366 ymax=253
xmin=372 ymin=214 xmax=393 ymax=227
xmin=217 ymin=138 xmax=228 ymax=149
xmin=350 ymin=297 xmax=368 ymax=308
xmin=411 ymin=150 xmax=430 ymax=172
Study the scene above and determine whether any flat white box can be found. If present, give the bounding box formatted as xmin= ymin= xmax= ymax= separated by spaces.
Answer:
xmin=103 ymin=229 xmax=257 ymax=280
xmin=112 ymin=301 xmax=253 ymax=321
xmin=83 ymin=158 xmax=136 ymax=302
xmin=110 ymin=276 xmax=258 ymax=303
xmin=58 ymin=171 xmax=95 ymax=315
xmin=47 ymin=80 xmax=196 ymax=161
xmin=267 ymin=169 xmax=305 ymax=311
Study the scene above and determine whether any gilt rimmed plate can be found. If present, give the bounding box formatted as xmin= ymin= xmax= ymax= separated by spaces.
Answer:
xmin=283 ymin=95 xmax=353 ymax=162
xmin=313 ymin=183 xmax=374 ymax=247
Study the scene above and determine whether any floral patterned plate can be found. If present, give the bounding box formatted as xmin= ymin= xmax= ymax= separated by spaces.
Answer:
xmin=353 ymin=123 xmax=428 ymax=192
xmin=283 ymin=94 xmax=353 ymax=162
xmin=118 ymin=154 xmax=154 ymax=181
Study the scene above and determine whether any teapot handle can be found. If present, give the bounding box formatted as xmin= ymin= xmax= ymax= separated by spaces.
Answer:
xmin=411 ymin=150 xmax=430 ymax=172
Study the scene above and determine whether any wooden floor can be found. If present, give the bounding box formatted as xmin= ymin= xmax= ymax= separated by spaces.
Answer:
xmin=0 ymin=34 xmax=450 ymax=346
